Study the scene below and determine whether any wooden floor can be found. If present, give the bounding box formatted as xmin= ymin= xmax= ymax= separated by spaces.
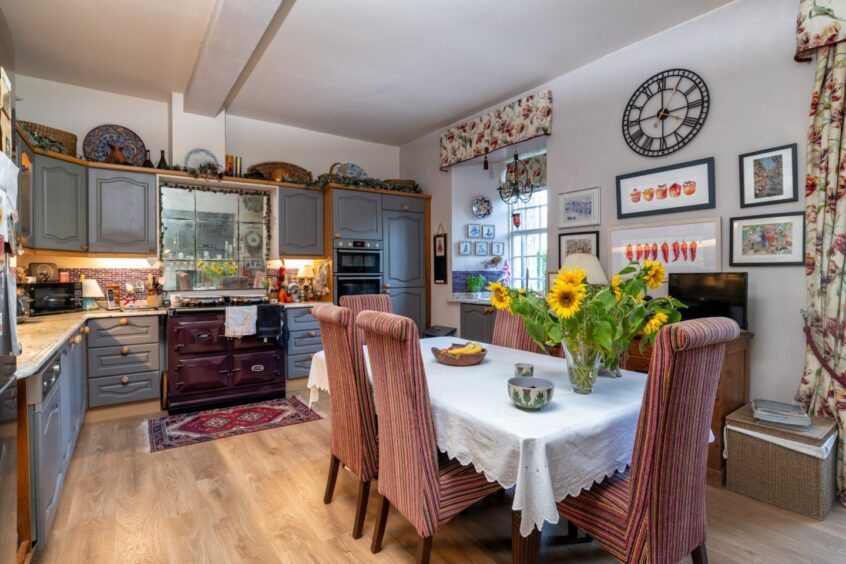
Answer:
xmin=33 ymin=396 xmax=846 ymax=564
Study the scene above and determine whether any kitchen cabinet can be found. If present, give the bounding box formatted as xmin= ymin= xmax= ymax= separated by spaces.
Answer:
xmin=286 ymin=306 xmax=321 ymax=380
xmin=34 ymin=374 xmax=62 ymax=549
xmin=32 ymin=154 xmax=88 ymax=251
xmin=279 ymin=187 xmax=323 ymax=255
xmin=88 ymin=169 xmax=157 ymax=254
xmin=383 ymin=209 xmax=425 ymax=288
xmin=460 ymin=303 xmax=496 ymax=343
xmin=15 ymin=132 xmax=34 ymax=246
xmin=389 ymin=288 xmax=426 ymax=332
xmin=332 ymin=189 xmax=382 ymax=240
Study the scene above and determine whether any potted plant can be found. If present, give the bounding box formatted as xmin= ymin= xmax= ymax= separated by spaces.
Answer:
xmin=487 ymin=260 xmax=684 ymax=394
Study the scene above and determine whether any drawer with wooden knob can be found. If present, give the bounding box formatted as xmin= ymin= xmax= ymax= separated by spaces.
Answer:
xmin=286 ymin=306 xmax=319 ymax=331
xmin=88 ymin=371 xmax=159 ymax=407
xmin=286 ymin=353 xmax=315 ymax=379
xmin=88 ymin=316 xmax=159 ymax=347
xmin=288 ymin=329 xmax=323 ymax=356
xmin=88 ymin=342 xmax=160 ymax=378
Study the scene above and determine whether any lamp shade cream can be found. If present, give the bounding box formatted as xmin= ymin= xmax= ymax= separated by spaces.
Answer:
xmin=561 ymin=254 xmax=608 ymax=285
xmin=81 ymin=278 xmax=105 ymax=298
xmin=299 ymin=264 xmax=315 ymax=279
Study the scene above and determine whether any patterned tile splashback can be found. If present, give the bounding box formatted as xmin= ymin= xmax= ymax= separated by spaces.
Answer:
xmin=452 ymin=270 xmax=504 ymax=293
xmin=57 ymin=268 xmax=162 ymax=298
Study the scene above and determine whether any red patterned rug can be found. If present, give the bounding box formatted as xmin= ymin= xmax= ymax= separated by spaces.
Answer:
xmin=148 ymin=397 xmax=321 ymax=452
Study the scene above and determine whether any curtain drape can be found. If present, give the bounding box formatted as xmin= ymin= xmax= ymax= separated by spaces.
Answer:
xmin=796 ymin=37 xmax=846 ymax=506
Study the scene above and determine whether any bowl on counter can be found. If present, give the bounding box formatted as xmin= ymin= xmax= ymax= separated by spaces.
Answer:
xmin=508 ymin=377 xmax=554 ymax=411
xmin=431 ymin=342 xmax=487 ymax=366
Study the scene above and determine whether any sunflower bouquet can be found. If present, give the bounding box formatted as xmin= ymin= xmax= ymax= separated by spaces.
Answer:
xmin=196 ymin=260 xmax=239 ymax=288
xmin=488 ymin=260 xmax=684 ymax=394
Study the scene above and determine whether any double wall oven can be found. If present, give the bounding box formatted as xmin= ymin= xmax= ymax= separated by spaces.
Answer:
xmin=333 ymin=239 xmax=383 ymax=303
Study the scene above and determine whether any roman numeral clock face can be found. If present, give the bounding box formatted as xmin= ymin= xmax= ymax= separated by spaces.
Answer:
xmin=622 ymin=69 xmax=709 ymax=157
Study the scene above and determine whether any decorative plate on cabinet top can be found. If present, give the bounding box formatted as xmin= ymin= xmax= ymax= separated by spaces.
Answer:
xmin=472 ymin=195 xmax=493 ymax=218
xmin=330 ymin=162 xmax=368 ymax=179
xmin=184 ymin=148 xmax=219 ymax=169
xmin=83 ymin=124 xmax=146 ymax=166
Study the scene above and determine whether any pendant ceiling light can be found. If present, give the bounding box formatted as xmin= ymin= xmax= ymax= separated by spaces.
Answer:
xmin=497 ymin=153 xmax=535 ymax=204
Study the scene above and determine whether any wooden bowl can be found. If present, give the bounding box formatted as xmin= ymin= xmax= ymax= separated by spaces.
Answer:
xmin=431 ymin=343 xmax=487 ymax=367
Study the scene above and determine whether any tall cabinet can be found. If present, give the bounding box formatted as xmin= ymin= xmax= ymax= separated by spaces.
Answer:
xmin=382 ymin=195 xmax=426 ymax=331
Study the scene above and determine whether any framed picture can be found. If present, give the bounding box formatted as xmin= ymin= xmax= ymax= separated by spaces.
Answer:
xmin=729 ymin=212 xmax=805 ymax=266
xmin=467 ymin=224 xmax=481 ymax=238
xmin=458 ymin=241 xmax=472 ymax=256
xmin=433 ymin=232 xmax=447 ymax=284
xmin=491 ymin=242 xmax=505 ymax=255
xmin=474 ymin=241 xmax=489 ymax=256
xmin=739 ymin=144 xmax=798 ymax=208
xmin=615 ymin=157 xmax=715 ymax=219
xmin=558 ymin=187 xmax=600 ymax=228
xmin=482 ymin=224 xmax=495 ymax=239
xmin=558 ymin=231 xmax=599 ymax=267
xmin=608 ymin=217 xmax=721 ymax=276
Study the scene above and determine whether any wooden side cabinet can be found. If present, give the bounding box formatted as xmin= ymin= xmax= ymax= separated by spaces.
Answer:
xmin=460 ymin=303 xmax=496 ymax=343
xmin=625 ymin=331 xmax=753 ymax=486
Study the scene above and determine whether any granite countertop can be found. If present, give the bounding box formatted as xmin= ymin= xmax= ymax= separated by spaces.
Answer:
xmin=15 ymin=309 xmax=166 ymax=380
xmin=447 ymin=293 xmax=493 ymax=306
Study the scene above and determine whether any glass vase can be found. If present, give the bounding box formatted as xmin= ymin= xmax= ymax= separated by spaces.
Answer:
xmin=563 ymin=339 xmax=601 ymax=394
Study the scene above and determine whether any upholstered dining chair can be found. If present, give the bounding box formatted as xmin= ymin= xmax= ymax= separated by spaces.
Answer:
xmin=492 ymin=308 xmax=564 ymax=357
xmin=356 ymin=311 xmax=501 ymax=564
xmin=556 ymin=317 xmax=740 ymax=564
xmin=340 ymin=294 xmax=393 ymax=348
xmin=312 ymin=304 xmax=379 ymax=539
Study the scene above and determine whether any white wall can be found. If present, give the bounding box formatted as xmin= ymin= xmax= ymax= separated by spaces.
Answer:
xmin=401 ymin=0 xmax=812 ymax=403
xmin=226 ymin=114 xmax=400 ymax=180
xmin=451 ymin=161 xmax=509 ymax=271
xmin=16 ymin=75 xmax=169 ymax=159
xmin=170 ymin=92 xmax=226 ymax=167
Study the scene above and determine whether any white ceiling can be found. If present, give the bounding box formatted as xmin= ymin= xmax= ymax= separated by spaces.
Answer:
xmin=3 ymin=0 xmax=216 ymax=100
xmin=4 ymin=0 xmax=734 ymax=145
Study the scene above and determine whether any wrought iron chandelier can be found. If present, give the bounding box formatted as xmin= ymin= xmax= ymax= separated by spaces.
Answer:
xmin=497 ymin=153 xmax=535 ymax=204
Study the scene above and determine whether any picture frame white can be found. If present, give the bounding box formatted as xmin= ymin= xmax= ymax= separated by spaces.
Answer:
xmin=558 ymin=187 xmax=601 ymax=228
xmin=558 ymin=231 xmax=599 ymax=268
xmin=739 ymin=144 xmax=798 ymax=208
xmin=608 ymin=216 xmax=721 ymax=277
xmin=474 ymin=241 xmax=489 ymax=256
xmin=458 ymin=241 xmax=472 ymax=256
xmin=615 ymin=158 xmax=715 ymax=219
xmin=729 ymin=212 xmax=805 ymax=266
xmin=467 ymin=224 xmax=482 ymax=238
xmin=491 ymin=241 xmax=505 ymax=255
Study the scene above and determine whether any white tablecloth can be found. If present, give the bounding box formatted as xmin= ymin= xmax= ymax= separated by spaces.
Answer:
xmin=307 ymin=336 xmax=647 ymax=536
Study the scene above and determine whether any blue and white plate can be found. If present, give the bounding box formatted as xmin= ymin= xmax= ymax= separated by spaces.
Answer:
xmin=331 ymin=162 xmax=368 ymax=179
xmin=83 ymin=124 xmax=146 ymax=166
xmin=472 ymin=195 xmax=493 ymax=218
xmin=184 ymin=148 xmax=220 ymax=169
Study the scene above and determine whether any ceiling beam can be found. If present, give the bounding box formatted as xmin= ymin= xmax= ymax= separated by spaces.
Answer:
xmin=184 ymin=0 xmax=294 ymax=116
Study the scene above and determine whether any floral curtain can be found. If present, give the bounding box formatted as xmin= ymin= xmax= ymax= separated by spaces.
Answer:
xmin=795 ymin=1 xmax=846 ymax=506
xmin=796 ymin=0 xmax=846 ymax=61
xmin=439 ymin=90 xmax=552 ymax=171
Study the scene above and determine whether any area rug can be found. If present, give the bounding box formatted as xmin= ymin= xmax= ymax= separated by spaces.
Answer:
xmin=148 ymin=396 xmax=321 ymax=452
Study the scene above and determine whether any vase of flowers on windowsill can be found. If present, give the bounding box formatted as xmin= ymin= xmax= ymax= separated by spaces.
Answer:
xmin=487 ymin=260 xmax=684 ymax=394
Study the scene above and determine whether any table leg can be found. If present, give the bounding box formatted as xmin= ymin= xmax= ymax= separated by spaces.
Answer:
xmin=511 ymin=510 xmax=540 ymax=564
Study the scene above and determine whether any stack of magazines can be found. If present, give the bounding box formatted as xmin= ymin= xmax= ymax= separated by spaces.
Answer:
xmin=751 ymin=399 xmax=811 ymax=429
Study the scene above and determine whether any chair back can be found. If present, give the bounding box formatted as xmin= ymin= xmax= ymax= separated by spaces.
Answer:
xmin=340 ymin=293 xmax=392 ymax=352
xmin=356 ymin=311 xmax=440 ymax=538
xmin=492 ymin=308 xmax=563 ymax=357
xmin=627 ymin=317 xmax=740 ymax=562
xmin=312 ymin=304 xmax=378 ymax=481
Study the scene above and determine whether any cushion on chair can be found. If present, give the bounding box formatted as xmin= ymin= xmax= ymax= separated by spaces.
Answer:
xmin=436 ymin=458 xmax=502 ymax=527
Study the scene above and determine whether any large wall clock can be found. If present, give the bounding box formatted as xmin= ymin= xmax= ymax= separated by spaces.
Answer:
xmin=622 ymin=68 xmax=710 ymax=157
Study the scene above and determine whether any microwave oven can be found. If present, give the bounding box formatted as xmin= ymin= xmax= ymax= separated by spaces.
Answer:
xmin=21 ymin=282 xmax=83 ymax=316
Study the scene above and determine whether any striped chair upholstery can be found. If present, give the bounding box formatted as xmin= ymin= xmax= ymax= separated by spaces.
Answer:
xmin=492 ymin=308 xmax=564 ymax=357
xmin=357 ymin=311 xmax=501 ymax=562
xmin=557 ymin=317 xmax=740 ymax=564
xmin=312 ymin=304 xmax=379 ymax=538
xmin=340 ymin=293 xmax=392 ymax=358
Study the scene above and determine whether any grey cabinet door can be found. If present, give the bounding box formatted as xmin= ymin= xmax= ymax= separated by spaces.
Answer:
xmin=279 ymin=187 xmax=323 ymax=255
xmin=460 ymin=304 xmax=495 ymax=342
xmin=59 ymin=348 xmax=73 ymax=469
xmin=332 ymin=189 xmax=382 ymax=240
xmin=383 ymin=210 xmax=425 ymax=288
xmin=38 ymin=382 xmax=63 ymax=545
xmin=89 ymin=170 xmax=157 ymax=253
xmin=71 ymin=339 xmax=85 ymax=439
xmin=389 ymin=287 xmax=426 ymax=331
xmin=32 ymin=155 xmax=87 ymax=251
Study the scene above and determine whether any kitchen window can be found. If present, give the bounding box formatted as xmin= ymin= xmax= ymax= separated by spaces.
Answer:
xmin=509 ymin=188 xmax=548 ymax=292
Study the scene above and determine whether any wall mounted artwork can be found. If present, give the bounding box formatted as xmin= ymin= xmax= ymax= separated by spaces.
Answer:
xmin=730 ymin=212 xmax=805 ymax=266
xmin=616 ymin=157 xmax=715 ymax=219
xmin=738 ymin=144 xmax=798 ymax=208
xmin=558 ymin=187 xmax=600 ymax=228
xmin=558 ymin=231 xmax=599 ymax=267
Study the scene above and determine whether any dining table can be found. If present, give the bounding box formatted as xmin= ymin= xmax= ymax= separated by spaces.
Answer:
xmin=307 ymin=336 xmax=649 ymax=563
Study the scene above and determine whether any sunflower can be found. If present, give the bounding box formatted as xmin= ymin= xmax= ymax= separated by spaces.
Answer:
xmin=611 ymin=274 xmax=622 ymax=301
xmin=555 ymin=267 xmax=587 ymax=287
xmin=546 ymin=282 xmax=585 ymax=319
xmin=487 ymin=281 xmax=512 ymax=311
xmin=643 ymin=312 xmax=668 ymax=335
xmin=642 ymin=260 xmax=666 ymax=289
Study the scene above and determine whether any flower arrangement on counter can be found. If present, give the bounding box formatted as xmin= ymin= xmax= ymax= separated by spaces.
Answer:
xmin=488 ymin=260 xmax=685 ymax=393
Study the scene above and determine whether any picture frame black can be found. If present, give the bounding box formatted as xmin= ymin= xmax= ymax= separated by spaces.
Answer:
xmin=558 ymin=231 xmax=600 ymax=268
xmin=738 ymin=143 xmax=798 ymax=208
xmin=729 ymin=211 xmax=805 ymax=267
xmin=615 ymin=157 xmax=716 ymax=219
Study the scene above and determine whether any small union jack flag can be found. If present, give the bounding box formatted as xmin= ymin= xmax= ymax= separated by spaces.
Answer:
xmin=498 ymin=259 xmax=511 ymax=286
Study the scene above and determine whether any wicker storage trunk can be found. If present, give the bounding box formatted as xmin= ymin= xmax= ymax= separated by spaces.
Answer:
xmin=725 ymin=404 xmax=837 ymax=520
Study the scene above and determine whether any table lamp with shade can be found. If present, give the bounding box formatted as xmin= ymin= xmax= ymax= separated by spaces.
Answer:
xmin=560 ymin=253 xmax=608 ymax=285
xmin=81 ymin=277 xmax=104 ymax=310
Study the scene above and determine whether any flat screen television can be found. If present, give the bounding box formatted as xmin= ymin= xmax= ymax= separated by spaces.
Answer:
xmin=668 ymin=272 xmax=748 ymax=330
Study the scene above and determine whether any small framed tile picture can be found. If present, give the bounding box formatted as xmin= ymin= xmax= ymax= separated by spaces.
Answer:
xmin=482 ymin=225 xmax=496 ymax=239
xmin=458 ymin=241 xmax=472 ymax=256
xmin=474 ymin=241 xmax=489 ymax=256
xmin=467 ymin=224 xmax=482 ymax=238
xmin=491 ymin=242 xmax=505 ymax=255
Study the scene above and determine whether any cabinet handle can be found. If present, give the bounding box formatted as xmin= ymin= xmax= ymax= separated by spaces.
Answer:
xmin=121 ymin=346 xmax=130 ymax=355
xmin=149 ymin=247 xmax=156 ymax=254
xmin=383 ymin=283 xmax=391 ymax=289
xmin=483 ymin=307 xmax=494 ymax=314
xmin=335 ymin=232 xmax=341 ymax=238
xmin=118 ymin=318 xmax=128 ymax=326
xmin=309 ymin=354 xmax=315 ymax=360
xmin=81 ymin=326 xmax=90 ymax=334
xmin=401 ymin=204 xmax=409 ymax=210
xmin=81 ymin=244 xmax=89 ymax=252
xmin=121 ymin=376 xmax=129 ymax=385
xmin=307 ymin=330 xmax=317 ymax=337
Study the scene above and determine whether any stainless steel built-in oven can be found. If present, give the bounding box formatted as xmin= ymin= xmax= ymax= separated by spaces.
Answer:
xmin=334 ymin=240 xmax=382 ymax=275
xmin=334 ymin=275 xmax=384 ymax=304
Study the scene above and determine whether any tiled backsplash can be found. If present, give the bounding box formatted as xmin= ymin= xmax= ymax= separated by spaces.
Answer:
xmin=59 ymin=268 xmax=162 ymax=298
xmin=452 ymin=270 xmax=504 ymax=293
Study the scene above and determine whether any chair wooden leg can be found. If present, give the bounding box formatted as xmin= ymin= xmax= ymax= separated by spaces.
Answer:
xmin=323 ymin=454 xmax=340 ymax=504
xmin=691 ymin=544 xmax=709 ymax=564
xmin=416 ymin=535 xmax=433 ymax=564
xmin=352 ymin=479 xmax=371 ymax=539
xmin=371 ymin=496 xmax=390 ymax=553
xmin=567 ymin=521 xmax=578 ymax=540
